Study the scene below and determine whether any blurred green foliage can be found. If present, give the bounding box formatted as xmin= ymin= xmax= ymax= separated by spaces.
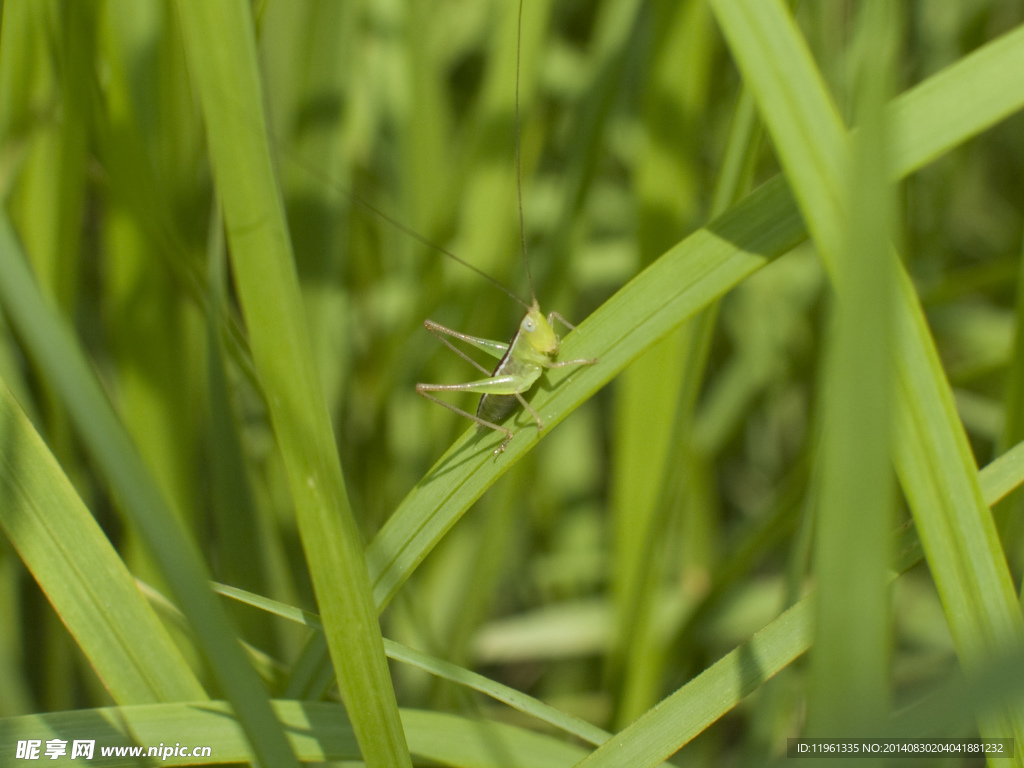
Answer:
xmin=0 ymin=0 xmax=1024 ymax=765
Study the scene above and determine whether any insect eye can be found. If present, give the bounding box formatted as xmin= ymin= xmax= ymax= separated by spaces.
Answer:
xmin=523 ymin=317 xmax=536 ymax=333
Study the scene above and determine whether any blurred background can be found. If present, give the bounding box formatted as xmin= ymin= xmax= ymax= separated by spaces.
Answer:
xmin=1 ymin=0 xmax=1023 ymax=763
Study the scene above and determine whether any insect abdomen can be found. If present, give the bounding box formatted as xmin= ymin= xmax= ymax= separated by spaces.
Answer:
xmin=475 ymin=339 xmax=544 ymax=426
xmin=477 ymin=393 xmax=518 ymax=424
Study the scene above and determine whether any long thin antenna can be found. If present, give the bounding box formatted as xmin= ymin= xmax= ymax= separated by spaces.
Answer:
xmin=347 ymin=190 xmax=530 ymax=310
xmin=267 ymin=136 xmax=529 ymax=309
xmin=260 ymin=6 xmax=536 ymax=312
xmin=514 ymin=0 xmax=536 ymax=304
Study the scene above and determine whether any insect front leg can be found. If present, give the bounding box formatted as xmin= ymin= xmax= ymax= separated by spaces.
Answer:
xmin=547 ymin=312 xmax=599 ymax=367
xmin=547 ymin=356 xmax=599 ymax=368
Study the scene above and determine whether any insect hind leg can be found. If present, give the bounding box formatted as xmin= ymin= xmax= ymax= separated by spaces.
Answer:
xmin=546 ymin=312 xmax=599 ymax=367
xmin=416 ymin=385 xmax=515 ymax=454
xmin=547 ymin=356 xmax=598 ymax=368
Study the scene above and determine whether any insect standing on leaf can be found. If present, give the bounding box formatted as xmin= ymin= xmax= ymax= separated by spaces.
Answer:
xmin=414 ymin=0 xmax=597 ymax=455
xmin=417 ymin=297 xmax=597 ymax=455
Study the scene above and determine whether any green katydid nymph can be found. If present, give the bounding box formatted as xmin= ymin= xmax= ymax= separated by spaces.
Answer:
xmin=417 ymin=297 xmax=597 ymax=455
xmin=415 ymin=0 xmax=597 ymax=454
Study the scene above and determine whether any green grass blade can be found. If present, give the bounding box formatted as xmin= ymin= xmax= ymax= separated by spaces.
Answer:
xmin=401 ymin=709 xmax=587 ymax=768
xmin=888 ymin=22 xmax=1024 ymax=178
xmin=995 ymin=236 xmax=1024 ymax=560
xmin=10 ymin=3 xmax=90 ymax=318
xmin=609 ymin=0 xmax=717 ymax=727
xmin=0 ymin=701 xmax=590 ymax=767
xmin=367 ymin=19 xmax=1024 ymax=611
xmin=583 ymin=599 xmax=813 ymax=768
xmin=806 ymin=0 xmax=896 ymax=736
xmin=385 ymin=642 xmax=610 ymax=748
xmin=214 ymin=581 xmax=611 ymax=747
xmin=0 ymin=213 xmax=297 ymax=765
xmin=173 ymin=1 xmax=409 ymax=765
xmin=984 ymin=440 xmax=1024 ymax=508
xmin=572 ymin=442 xmax=1024 ymax=768
xmin=709 ymin=0 xmax=1024 ymax=746
xmin=0 ymin=377 xmax=204 ymax=705
xmin=259 ymin=0 xmax=355 ymax=426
